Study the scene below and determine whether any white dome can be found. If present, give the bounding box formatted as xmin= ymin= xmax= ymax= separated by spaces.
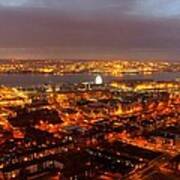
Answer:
xmin=95 ymin=75 xmax=103 ymax=85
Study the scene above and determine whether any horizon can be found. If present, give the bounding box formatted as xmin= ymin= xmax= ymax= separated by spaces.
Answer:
xmin=0 ymin=56 xmax=179 ymax=63
xmin=0 ymin=48 xmax=179 ymax=62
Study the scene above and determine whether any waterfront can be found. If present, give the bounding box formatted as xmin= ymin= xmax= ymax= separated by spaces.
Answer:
xmin=0 ymin=71 xmax=179 ymax=87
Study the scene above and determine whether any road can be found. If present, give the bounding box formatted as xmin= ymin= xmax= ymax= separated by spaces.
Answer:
xmin=125 ymin=153 xmax=171 ymax=180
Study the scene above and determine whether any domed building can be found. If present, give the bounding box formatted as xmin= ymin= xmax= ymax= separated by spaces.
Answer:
xmin=95 ymin=75 xmax=103 ymax=85
xmin=79 ymin=74 xmax=105 ymax=91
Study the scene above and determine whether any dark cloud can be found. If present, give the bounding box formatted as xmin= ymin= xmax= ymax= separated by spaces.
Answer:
xmin=0 ymin=0 xmax=179 ymax=60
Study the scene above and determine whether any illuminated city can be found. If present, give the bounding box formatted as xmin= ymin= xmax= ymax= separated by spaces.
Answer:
xmin=0 ymin=59 xmax=179 ymax=179
xmin=0 ymin=0 xmax=180 ymax=180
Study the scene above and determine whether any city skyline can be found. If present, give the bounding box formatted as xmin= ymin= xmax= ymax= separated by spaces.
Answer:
xmin=0 ymin=0 xmax=180 ymax=60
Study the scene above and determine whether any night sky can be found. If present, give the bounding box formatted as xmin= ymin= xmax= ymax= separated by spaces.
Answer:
xmin=0 ymin=0 xmax=180 ymax=60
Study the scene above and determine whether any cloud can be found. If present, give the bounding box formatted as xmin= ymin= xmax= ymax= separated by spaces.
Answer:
xmin=0 ymin=0 xmax=179 ymax=60
xmin=0 ymin=0 xmax=29 ymax=7
xmin=1 ymin=0 xmax=180 ymax=17
xmin=133 ymin=0 xmax=180 ymax=17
